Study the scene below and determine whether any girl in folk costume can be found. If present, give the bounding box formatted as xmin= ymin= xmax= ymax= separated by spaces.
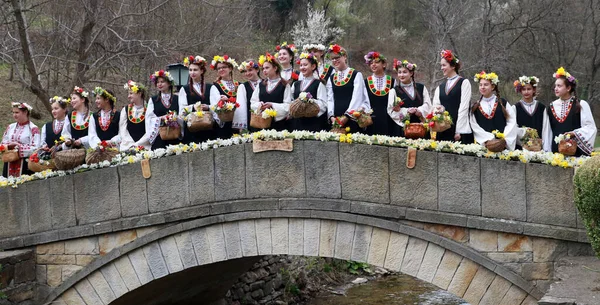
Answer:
xmin=388 ymin=59 xmax=432 ymax=137
xmin=237 ymin=60 xmax=261 ymax=132
xmin=290 ymin=52 xmax=328 ymax=132
xmin=179 ymin=56 xmax=214 ymax=143
xmin=1 ymin=103 xmax=40 ymax=177
xmin=432 ymin=50 xmax=473 ymax=143
xmin=303 ymin=44 xmax=333 ymax=83
xmin=41 ymin=96 xmax=69 ymax=148
xmin=470 ymin=71 xmax=518 ymax=151
xmin=542 ymin=67 xmax=597 ymax=155
xmin=209 ymin=55 xmax=246 ymax=139
xmin=363 ymin=51 xmax=396 ymax=136
xmin=61 ymin=87 xmax=100 ymax=149
xmin=513 ymin=76 xmax=549 ymax=150
xmin=325 ymin=44 xmax=370 ymax=133
xmin=276 ymin=42 xmax=300 ymax=83
xmin=250 ymin=52 xmax=292 ymax=131
xmin=93 ymin=87 xmax=120 ymax=146
xmin=146 ymin=70 xmax=183 ymax=150
xmin=119 ymin=81 xmax=152 ymax=151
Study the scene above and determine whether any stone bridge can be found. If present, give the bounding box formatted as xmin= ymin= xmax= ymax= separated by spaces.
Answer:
xmin=0 ymin=141 xmax=592 ymax=305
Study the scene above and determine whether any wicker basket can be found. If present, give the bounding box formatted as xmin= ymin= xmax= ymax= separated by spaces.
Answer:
xmin=357 ymin=115 xmax=373 ymax=128
xmin=431 ymin=121 xmax=451 ymax=133
xmin=29 ymin=159 xmax=55 ymax=172
xmin=486 ymin=138 xmax=507 ymax=152
xmin=331 ymin=128 xmax=347 ymax=134
xmin=187 ymin=112 xmax=214 ymax=132
xmin=250 ymin=114 xmax=273 ymax=129
xmin=218 ymin=111 xmax=235 ymax=123
xmin=1 ymin=150 xmax=20 ymax=163
xmin=289 ymin=100 xmax=319 ymax=118
xmin=404 ymin=123 xmax=427 ymax=139
xmin=53 ymin=149 xmax=86 ymax=170
xmin=159 ymin=126 xmax=181 ymax=141
xmin=558 ymin=139 xmax=577 ymax=156
xmin=522 ymin=138 xmax=542 ymax=152
xmin=85 ymin=149 xmax=119 ymax=165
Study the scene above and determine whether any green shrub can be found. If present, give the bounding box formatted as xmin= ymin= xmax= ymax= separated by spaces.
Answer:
xmin=573 ymin=156 xmax=600 ymax=258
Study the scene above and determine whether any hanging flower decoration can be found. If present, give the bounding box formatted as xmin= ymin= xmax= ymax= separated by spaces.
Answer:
xmin=393 ymin=59 xmax=417 ymax=72
xmin=275 ymin=41 xmax=297 ymax=54
xmin=93 ymin=87 xmax=117 ymax=104
xmin=258 ymin=52 xmax=278 ymax=67
xmin=49 ymin=96 xmax=71 ymax=105
xmin=474 ymin=71 xmax=500 ymax=85
xmin=364 ymin=51 xmax=386 ymax=64
xmin=210 ymin=55 xmax=238 ymax=70
xmin=183 ymin=55 xmax=207 ymax=67
xmin=440 ymin=49 xmax=459 ymax=65
xmin=123 ymin=80 xmax=145 ymax=94
xmin=513 ymin=76 xmax=540 ymax=93
xmin=238 ymin=61 xmax=259 ymax=73
xmin=11 ymin=102 xmax=33 ymax=111
xmin=302 ymin=44 xmax=326 ymax=51
xmin=73 ymin=86 xmax=89 ymax=98
xmin=553 ymin=67 xmax=577 ymax=84
xmin=150 ymin=70 xmax=175 ymax=85
xmin=296 ymin=52 xmax=319 ymax=66
xmin=326 ymin=44 xmax=347 ymax=58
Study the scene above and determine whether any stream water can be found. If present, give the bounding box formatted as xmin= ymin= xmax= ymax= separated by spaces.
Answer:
xmin=307 ymin=274 xmax=470 ymax=305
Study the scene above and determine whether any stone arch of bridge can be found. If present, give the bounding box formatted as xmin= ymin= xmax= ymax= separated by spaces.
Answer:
xmin=44 ymin=212 xmax=542 ymax=305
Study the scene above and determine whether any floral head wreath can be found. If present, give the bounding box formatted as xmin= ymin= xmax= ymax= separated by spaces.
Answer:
xmin=72 ymin=86 xmax=89 ymax=98
xmin=513 ymin=76 xmax=539 ymax=93
xmin=364 ymin=51 xmax=386 ymax=64
xmin=93 ymin=86 xmax=117 ymax=104
xmin=474 ymin=71 xmax=499 ymax=85
xmin=302 ymin=44 xmax=326 ymax=52
xmin=123 ymin=80 xmax=146 ymax=94
xmin=275 ymin=42 xmax=297 ymax=54
xmin=440 ymin=49 xmax=459 ymax=65
xmin=11 ymin=102 xmax=33 ymax=111
xmin=210 ymin=55 xmax=238 ymax=70
xmin=553 ymin=67 xmax=577 ymax=85
xmin=393 ymin=59 xmax=417 ymax=72
xmin=49 ymin=96 xmax=71 ymax=105
xmin=183 ymin=55 xmax=207 ymax=68
xmin=258 ymin=52 xmax=279 ymax=67
xmin=296 ymin=52 xmax=319 ymax=67
xmin=238 ymin=61 xmax=260 ymax=73
xmin=150 ymin=70 xmax=175 ymax=86
xmin=326 ymin=44 xmax=347 ymax=58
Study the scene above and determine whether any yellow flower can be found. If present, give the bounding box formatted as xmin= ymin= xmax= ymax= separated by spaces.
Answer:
xmin=519 ymin=155 xmax=527 ymax=163
xmin=556 ymin=67 xmax=566 ymax=76
xmin=430 ymin=141 xmax=438 ymax=149
xmin=559 ymin=160 xmax=569 ymax=168
xmin=258 ymin=55 xmax=266 ymax=66
xmin=131 ymin=85 xmax=139 ymax=93
xmin=195 ymin=111 xmax=204 ymax=118
xmin=339 ymin=135 xmax=346 ymax=142
xmin=0 ymin=181 xmax=7 ymax=187
xmin=345 ymin=127 xmax=350 ymax=132
xmin=346 ymin=138 xmax=353 ymax=144
xmin=225 ymin=103 xmax=235 ymax=111
xmin=127 ymin=156 xmax=135 ymax=163
xmin=59 ymin=136 xmax=65 ymax=141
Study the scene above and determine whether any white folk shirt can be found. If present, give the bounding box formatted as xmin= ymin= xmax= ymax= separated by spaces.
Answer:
xmin=249 ymin=78 xmax=292 ymax=122
xmin=432 ymin=76 xmax=472 ymax=134
xmin=542 ymin=98 xmax=597 ymax=154
xmin=119 ymin=104 xmax=151 ymax=151
xmin=40 ymin=118 xmax=66 ymax=147
xmin=387 ymin=81 xmax=432 ymax=127
xmin=325 ymin=67 xmax=370 ymax=118
xmin=469 ymin=95 xmax=518 ymax=150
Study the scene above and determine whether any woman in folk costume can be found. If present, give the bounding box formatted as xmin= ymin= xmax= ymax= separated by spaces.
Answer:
xmin=179 ymin=55 xmax=214 ymax=143
xmin=41 ymin=96 xmax=69 ymax=148
xmin=209 ymin=55 xmax=246 ymax=139
xmin=512 ymin=76 xmax=549 ymax=150
xmin=542 ymin=67 xmax=597 ymax=155
xmin=470 ymin=71 xmax=518 ymax=151
xmin=1 ymin=102 xmax=40 ymax=177
xmin=237 ymin=60 xmax=261 ymax=132
xmin=362 ymin=51 xmax=396 ymax=136
xmin=250 ymin=52 xmax=292 ymax=131
xmin=119 ymin=81 xmax=152 ymax=151
xmin=276 ymin=42 xmax=300 ymax=83
xmin=432 ymin=50 xmax=473 ymax=143
xmin=325 ymin=44 xmax=370 ymax=133
xmin=61 ymin=86 xmax=100 ymax=149
xmin=388 ymin=59 xmax=431 ymax=137
xmin=147 ymin=70 xmax=185 ymax=149
xmin=289 ymin=52 xmax=328 ymax=132
xmin=303 ymin=43 xmax=333 ymax=83
xmin=92 ymin=87 xmax=120 ymax=146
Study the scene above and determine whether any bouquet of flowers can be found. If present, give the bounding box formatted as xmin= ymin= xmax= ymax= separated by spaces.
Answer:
xmin=425 ymin=105 xmax=452 ymax=133
xmin=520 ymin=127 xmax=542 ymax=151
xmin=393 ymin=97 xmax=404 ymax=108
xmin=159 ymin=110 xmax=180 ymax=140
xmin=290 ymin=92 xmax=319 ymax=118
xmin=250 ymin=108 xmax=277 ymax=129
xmin=183 ymin=106 xmax=213 ymax=132
xmin=0 ymin=144 xmax=19 ymax=163
xmin=211 ymin=97 xmax=239 ymax=122
xmin=331 ymin=116 xmax=349 ymax=134
xmin=348 ymin=108 xmax=374 ymax=128
xmin=85 ymin=140 xmax=119 ymax=165
xmin=555 ymin=133 xmax=577 ymax=156
xmin=28 ymin=149 xmax=55 ymax=172
xmin=487 ymin=129 xmax=507 ymax=152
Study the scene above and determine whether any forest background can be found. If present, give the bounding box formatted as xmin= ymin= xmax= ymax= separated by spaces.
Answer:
xmin=0 ymin=0 xmax=599 ymax=139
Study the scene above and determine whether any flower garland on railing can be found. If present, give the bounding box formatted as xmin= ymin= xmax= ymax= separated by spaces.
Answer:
xmin=0 ymin=131 xmax=596 ymax=188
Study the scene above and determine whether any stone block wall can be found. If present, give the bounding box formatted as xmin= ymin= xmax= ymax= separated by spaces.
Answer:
xmin=226 ymin=256 xmax=287 ymax=304
xmin=0 ymin=250 xmax=36 ymax=304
